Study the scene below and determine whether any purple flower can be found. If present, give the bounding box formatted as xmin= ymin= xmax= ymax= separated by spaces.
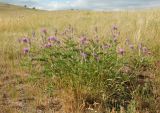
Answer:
xmin=80 ymin=37 xmax=87 ymax=45
xmin=48 ymin=36 xmax=60 ymax=44
xmin=41 ymin=28 xmax=47 ymax=34
xmin=118 ymin=48 xmax=125 ymax=55
xmin=23 ymin=48 xmax=29 ymax=54
xmin=44 ymin=43 xmax=52 ymax=48
xmin=22 ymin=37 xmax=29 ymax=43
xmin=48 ymin=36 xmax=57 ymax=41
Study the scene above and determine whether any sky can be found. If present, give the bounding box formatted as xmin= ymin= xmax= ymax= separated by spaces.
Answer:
xmin=0 ymin=0 xmax=160 ymax=10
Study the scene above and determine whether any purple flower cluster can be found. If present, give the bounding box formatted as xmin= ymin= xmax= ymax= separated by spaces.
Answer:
xmin=125 ymin=37 xmax=135 ymax=50
xmin=18 ymin=37 xmax=30 ymax=55
xmin=19 ymin=25 xmax=152 ymax=59
xmin=111 ymin=24 xmax=120 ymax=43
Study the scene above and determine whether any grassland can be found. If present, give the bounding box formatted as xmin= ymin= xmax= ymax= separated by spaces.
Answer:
xmin=0 ymin=3 xmax=160 ymax=113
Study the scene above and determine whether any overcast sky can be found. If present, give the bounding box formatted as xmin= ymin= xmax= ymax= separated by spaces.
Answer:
xmin=0 ymin=0 xmax=160 ymax=10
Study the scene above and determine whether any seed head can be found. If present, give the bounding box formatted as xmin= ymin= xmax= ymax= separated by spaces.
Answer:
xmin=112 ymin=25 xmax=118 ymax=30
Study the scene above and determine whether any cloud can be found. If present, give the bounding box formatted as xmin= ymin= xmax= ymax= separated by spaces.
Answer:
xmin=68 ymin=0 xmax=160 ymax=10
xmin=38 ymin=0 xmax=160 ymax=10
xmin=1 ymin=0 xmax=160 ymax=10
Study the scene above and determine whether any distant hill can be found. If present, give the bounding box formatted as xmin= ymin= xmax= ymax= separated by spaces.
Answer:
xmin=0 ymin=3 xmax=27 ymax=11
xmin=0 ymin=2 xmax=40 ymax=12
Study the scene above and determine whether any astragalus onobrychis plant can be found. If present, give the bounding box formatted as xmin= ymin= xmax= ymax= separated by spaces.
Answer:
xmin=19 ymin=25 xmax=155 ymax=112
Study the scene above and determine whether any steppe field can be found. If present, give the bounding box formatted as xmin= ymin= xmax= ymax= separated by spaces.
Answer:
xmin=0 ymin=3 xmax=160 ymax=113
